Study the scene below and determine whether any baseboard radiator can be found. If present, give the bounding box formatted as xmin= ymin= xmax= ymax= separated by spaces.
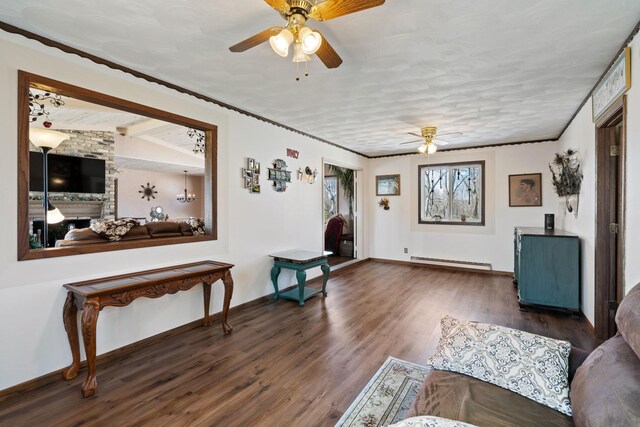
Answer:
xmin=410 ymin=256 xmax=492 ymax=271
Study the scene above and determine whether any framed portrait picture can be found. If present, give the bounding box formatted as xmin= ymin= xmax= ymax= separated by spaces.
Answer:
xmin=376 ymin=174 xmax=401 ymax=196
xmin=509 ymin=173 xmax=542 ymax=207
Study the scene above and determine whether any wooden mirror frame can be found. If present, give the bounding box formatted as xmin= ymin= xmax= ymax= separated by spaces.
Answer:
xmin=17 ymin=71 xmax=217 ymax=260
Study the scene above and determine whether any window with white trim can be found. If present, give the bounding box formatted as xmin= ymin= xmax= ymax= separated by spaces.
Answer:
xmin=418 ymin=161 xmax=485 ymax=225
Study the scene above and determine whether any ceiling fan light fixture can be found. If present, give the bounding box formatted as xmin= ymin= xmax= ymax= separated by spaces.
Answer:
xmin=299 ymin=27 xmax=322 ymax=54
xmin=292 ymin=42 xmax=311 ymax=63
xmin=427 ymin=143 xmax=438 ymax=155
xmin=417 ymin=144 xmax=428 ymax=154
xmin=269 ymin=28 xmax=294 ymax=57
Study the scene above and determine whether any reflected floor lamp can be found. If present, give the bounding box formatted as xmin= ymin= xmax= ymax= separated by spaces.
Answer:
xmin=30 ymin=128 xmax=67 ymax=247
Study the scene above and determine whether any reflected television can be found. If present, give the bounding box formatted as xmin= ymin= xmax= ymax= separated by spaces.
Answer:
xmin=29 ymin=152 xmax=106 ymax=194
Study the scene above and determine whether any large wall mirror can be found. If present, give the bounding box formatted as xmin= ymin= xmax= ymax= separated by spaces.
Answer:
xmin=17 ymin=71 xmax=217 ymax=260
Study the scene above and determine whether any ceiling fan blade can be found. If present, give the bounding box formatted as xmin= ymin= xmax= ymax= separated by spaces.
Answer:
xmin=263 ymin=0 xmax=290 ymax=14
xmin=310 ymin=0 xmax=385 ymax=21
xmin=400 ymin=139 xmax=424 ymax=145
xmin=229 ymin=27 xmax=282 ymax=52
xmin=437 ymin=131 xmax=463 ymax=137
xmin=315 ymin=32 xmax=343 ymax=68
xmin=433 ymin=139 xmax=449 ymax=146
xmin=407 ymin=132 xmax=423 ymax=138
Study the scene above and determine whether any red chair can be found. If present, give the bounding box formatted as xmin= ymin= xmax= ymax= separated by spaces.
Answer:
xmin=324 ymin=216 xmax=344 ymax=256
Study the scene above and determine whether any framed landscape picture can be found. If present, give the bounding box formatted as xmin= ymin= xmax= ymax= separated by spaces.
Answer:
xmin=509 ymin=173 xmax=542 ymax=207
xmin=376 ymin=174 xmax=401 ymax=196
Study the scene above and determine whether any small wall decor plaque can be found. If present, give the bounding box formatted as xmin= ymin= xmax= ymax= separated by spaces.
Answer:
xmin=593 ymin=47 xmax=631 ymax=122
xmin=242 ymin=158 xmax=261 ymax=193
xmin=268 ymin=159 xmax=292 ymax=192
xmin=286 ymin=148 xmax=299 ymax=159
xmin=139 ymin=183 xmax=157 ymax=201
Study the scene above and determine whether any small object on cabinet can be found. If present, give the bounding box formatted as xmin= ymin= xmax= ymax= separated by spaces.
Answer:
xmin=545 ymin=214 xmax=555 ymax=230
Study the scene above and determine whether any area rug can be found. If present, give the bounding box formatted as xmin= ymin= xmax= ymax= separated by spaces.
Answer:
xmin=336 ymin=357 xmax=432 ymax=427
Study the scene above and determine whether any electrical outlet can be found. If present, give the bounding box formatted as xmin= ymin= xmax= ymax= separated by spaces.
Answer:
xmin=404 ymin=248 xmax=408 ymax=254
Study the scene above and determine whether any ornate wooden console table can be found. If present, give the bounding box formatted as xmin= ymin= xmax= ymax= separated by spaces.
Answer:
xmin=62 ymin=260 xmax=234 ymax=397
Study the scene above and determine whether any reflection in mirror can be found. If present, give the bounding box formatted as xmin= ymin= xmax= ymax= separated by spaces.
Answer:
xmin=19 ymin=72 xmax=217 ymax=260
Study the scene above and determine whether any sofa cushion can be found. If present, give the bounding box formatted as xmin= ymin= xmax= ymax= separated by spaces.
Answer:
xmin=389 ymin=415 xmax=477 ymax=427
xmin=426 ymin=315 xmax=572 ymax=416
xmin=570 ymin=333 xmax=640 ymax=427
xmin=90 ymin=218 xmax=140 ymax=241
xmin=178 ymin=221 xmax=193 ymax=235
xmin=615 ymin=282 xmax=640 ymax=359
xmin=186 ymin=217 xmax=206 ymax=235
xmin=63 ymin=227 xmax=106 ymax=241
xmin=408 ymin=370 xmax=573 ymax=427
xmin=145 ymin=221 xmax=181 ymax=236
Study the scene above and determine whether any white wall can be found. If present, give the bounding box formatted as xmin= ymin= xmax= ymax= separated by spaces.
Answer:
xmin=558 ymin=31 xmax=640 ymax=324
xmin=117 ymin=169 xmax=204 ymax=220
xmin=0 ymin=32 xmax=367 ymax=390
xmin=369 ymin=142 xmax=559 ymax=272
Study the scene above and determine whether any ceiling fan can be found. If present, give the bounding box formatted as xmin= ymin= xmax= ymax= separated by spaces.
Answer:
xmin=229 ymin=0 xmax=385 ymax=78
xmin=400 ymin=127 xmax=463 ymax=155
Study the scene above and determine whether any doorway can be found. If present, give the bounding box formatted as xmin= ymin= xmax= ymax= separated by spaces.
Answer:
xmin=594 ymin=96 xmax=626 ymax=340
xmin=323 ymin=162 xmax=359 ymax=267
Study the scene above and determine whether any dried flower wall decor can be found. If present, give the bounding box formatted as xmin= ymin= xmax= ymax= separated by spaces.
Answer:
xmin=549 ymin=149 xmax=583 ymax=213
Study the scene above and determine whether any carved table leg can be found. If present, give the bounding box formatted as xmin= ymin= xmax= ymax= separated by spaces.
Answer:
xmin=80 ymin=299 xmax=100 ymax=398
xmin=62 ymin=292 xmax=80 ymax=380
xmin=270 ymin=265 xmax=281 ymax=300
xmin=296 ymin=269 xmax=307 ymax=307
xmin=321 ymin=263 xmax=330 ymax=297
xmin=202 ymin=282 xmax=212 ymax=326
xmin=221 ymin=271 xmax=234 ymax=335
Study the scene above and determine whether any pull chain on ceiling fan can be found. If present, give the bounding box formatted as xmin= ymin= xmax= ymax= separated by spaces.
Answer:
xmin=400 ymin=127 xmax=463 ymax=155
xmin=229 ymin=0 xmax=385 ymax=79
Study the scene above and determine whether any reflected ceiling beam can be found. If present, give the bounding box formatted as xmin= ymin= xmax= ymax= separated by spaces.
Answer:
xmin=115 ymin=135 xmax=203 ymax=167
xmin=136 ymin=135 xmax=203 ymax=159
xmin=114 ymin=155 xmax=205 ymax=175
xmin=117 ymin=118 xmax=168 ymax=137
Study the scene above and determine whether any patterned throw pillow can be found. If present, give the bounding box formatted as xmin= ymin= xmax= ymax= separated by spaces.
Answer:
xmin=90 ymin=218 xmax=140 ymax=241
xmin=426 ymin=315 xmax=572 ymax=416
xmin=390 ymin=416 xmax=477 ymax=427
xmin=187 ymin=217 xmax=205 ymax=235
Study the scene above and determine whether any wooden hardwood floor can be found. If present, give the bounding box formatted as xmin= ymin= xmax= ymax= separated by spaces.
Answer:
xmin=0 ymin=261 xmax=598 ymax=426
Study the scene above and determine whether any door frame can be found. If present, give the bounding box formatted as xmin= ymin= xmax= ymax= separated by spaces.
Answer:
xmin=594 ymin=95 xmax=626 ymax=340
xmin=321 ymin=158 xmax=364 ymax=262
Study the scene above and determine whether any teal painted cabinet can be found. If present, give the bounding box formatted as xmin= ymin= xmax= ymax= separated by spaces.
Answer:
xmin=514 ymin=227 xmax=580 ymax=311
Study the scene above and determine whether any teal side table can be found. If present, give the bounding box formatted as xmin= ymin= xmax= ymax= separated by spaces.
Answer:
xmin=269 ymin=250 xmax=331 ymax=306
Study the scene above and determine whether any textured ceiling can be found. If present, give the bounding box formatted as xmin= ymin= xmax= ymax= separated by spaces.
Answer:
xmin=5 ymin=0 xmax=640 ymax=156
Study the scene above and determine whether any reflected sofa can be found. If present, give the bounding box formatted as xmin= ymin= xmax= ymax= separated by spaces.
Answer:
xmin=55 ymin=221 xmax=194 ymax=247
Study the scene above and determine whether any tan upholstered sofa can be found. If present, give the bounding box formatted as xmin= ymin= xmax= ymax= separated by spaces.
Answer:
xmin=56 ymin=222 xmax=195 ymax=247
xmin=409 ymin=283 xmax=640 ymax=426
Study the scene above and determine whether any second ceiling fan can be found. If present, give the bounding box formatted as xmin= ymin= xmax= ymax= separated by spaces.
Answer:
xmin=401 ymin=127 xmax=463 ymax=155
xmin=229 ymin=0 xmax=385 ymax=77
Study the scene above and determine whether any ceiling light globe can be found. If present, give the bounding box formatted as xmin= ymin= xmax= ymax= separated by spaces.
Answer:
xmin=427 ymin=143 xmax=438 ymax=154
xmin=299 ymin=27 xmax=322 ymax=54
xmin=269 ymin=29 xmax=294 ymax=57
xmin=30 ymin=128 xmax=68 ymax=149
xmin=417 ymin=144 xmax=428 ymax=154
xmin=292 ymin=42 xmax=311 ymax=63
